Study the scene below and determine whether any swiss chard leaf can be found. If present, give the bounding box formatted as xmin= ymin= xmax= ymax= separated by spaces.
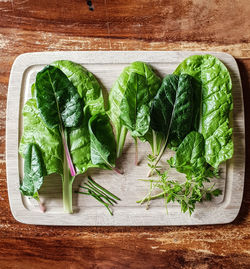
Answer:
xmin=68 ymin=106 xmax=106 ymax=174
xmin=148 ymin=74 xmax=195 ymax=173
xmin=120 ymin=73 xmax=151 ymax=137
xmin=168 ymin=131 xmax=207 ymax=177
xmin=88 ymin=113 xmax=117 ymax=170
xmin=51 ymin=60 xmax=105 ymax=115
xmin=53 ymin=61 xmax=107 ymax=174
xmin=150 ymin=74 xmax=179 ymax=134
xmin=174 ymin=54 xmax=233 ymax=168
xmin=108 ymin=61 xmax=161 ymax=157
xmin=35 ymin=65 xmax=83 ymax=176
xmin=20 ymin=143 xmax=47 ymax=199
xmin=35 ymin=65 xmax=83 ymax=129
xmin=19 ymin=99 xmax=63 ymax=175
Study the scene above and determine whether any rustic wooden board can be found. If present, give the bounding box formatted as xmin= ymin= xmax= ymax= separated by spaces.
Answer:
xmin=6 ymin=51 xmax=245 ymax=226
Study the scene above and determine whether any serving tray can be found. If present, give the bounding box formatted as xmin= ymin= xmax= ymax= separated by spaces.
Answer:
xmin=6 ymin=51 xmax=245 ymax=226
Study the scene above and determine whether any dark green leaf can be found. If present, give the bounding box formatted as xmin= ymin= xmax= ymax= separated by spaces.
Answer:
xmin=170 ymin=131 xmax=207 ymax=177
xmin=51 ymin=60 xmax=105 ymax=115
xmin=20 ymin=143 xmax=47 ymax=198
xmin=150 ymin=74 xmax=194 ymax=145
xmin=88 ymin=113 xmax=116 ymax=168
xmin=35 ymin=65 xmax=83 ymax=129
xmin=120 ymin=73 xmax=151 ymax=137
xmin=19 ymin=99 xmax=63 ymax=175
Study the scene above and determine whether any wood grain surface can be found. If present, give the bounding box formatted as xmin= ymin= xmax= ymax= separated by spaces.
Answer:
xmin=0 ymin=0 xmax=249 ymax=268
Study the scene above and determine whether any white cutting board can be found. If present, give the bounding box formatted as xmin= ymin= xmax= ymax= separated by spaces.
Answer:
xmin=6 ymin=51 xmax=245 ymax=225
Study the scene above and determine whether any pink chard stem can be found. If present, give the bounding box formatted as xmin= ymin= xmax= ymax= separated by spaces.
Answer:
xmin=36 ymin=195 xmax=46 ymax=213
xmin=112 ymin=167 xmax=124 ymax=175
xmin=61 ymin=129 xmax=76 ymax=177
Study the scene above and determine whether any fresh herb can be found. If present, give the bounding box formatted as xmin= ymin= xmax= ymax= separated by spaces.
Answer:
xmin=76 ymin=176 xmax=121 ymax=215
xmin=137 ymin=165 xmax=222 ymax=215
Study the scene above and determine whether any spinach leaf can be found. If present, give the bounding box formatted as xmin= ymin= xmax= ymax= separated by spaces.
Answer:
xmin=51 ymin=60 xmax=105 ymax=115
xmin=20 ymin=143 xmax=47 ymax=212
xmin=174 ymin=54 xmax=233 ymax=168
xmin=120 ymin=73 xmax=150 ymax=137
xmin=148 ymin=74 xmax=195 ymax=175
xmin=88 ymin=113 xmax=119 ymax=172
xmin=108 ymin=61 xmax=161 ymax=158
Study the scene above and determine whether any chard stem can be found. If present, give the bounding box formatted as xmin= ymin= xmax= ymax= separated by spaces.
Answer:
xmin=111 ymin=166 xmax=124 ymax=175
xmin=147 ymin=137 xmax=168 ymax=177
xmin=116 ymin=125 xmax=128 ymax=158
xmin=152 ymin=130 xmax=157 ymax=156
xmin=134 ymin=137 xmax=138 ymax=166
xmin=62 ymin=149 xmax=74 ymax=213
xmin=35 ymin=193 xmax=46 ymax=213
xmin=61 ymin=128 xmax=76 ymax=177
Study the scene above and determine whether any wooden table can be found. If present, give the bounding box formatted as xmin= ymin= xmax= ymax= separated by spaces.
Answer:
xmin=0 ymin=1 xmax=249 ymax=268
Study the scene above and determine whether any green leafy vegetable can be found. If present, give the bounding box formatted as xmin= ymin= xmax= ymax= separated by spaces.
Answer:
xmin=20 ymin=62 xmax=110 ymax=213
xmin=88 ymin=113 xmax=121 ymax=173
xmin=148 ymin=74 xmax=195 ymax=176
xmin=51 ymin=60 xmax=105 ymax=115
xmin=168 ymin=131 xmax=207 ymax=178
xmin=35 ymin=65 xmax=83 ymax=176
xmin=52 ymin=61 xmax=106 ymax=174
xmin=119 ymin=72 xmax=153 ymax=164
xmin=68 ymin=106 xmax=106 ymax=174
xmin=174 ymin=54 xmax=233 ymax=167
xmin=19 ymin=97 xmax=75 ymax=213
xmin=20 ymin=143 xmax=47 ymax=212
xmin=140 ymin=55 xmax=232 ymax=214
xmin=35 ymin=65 xmax=83 ymax=129
xmin=120 ymin=73 xmax=151 ymax=138
xmin=108 ymin=61 xmax=161 ymax=158
xmin=19 ymin=99 xmax=63 ymax=175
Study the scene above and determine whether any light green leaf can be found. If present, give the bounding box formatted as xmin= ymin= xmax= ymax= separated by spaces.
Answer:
xmin=52 ymin=60 xmax=105 ymax=115
xmin=174 ymin=54 xmax=233 ymax=167
xmin=19 ymin=98 xmax=63 ymax=175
